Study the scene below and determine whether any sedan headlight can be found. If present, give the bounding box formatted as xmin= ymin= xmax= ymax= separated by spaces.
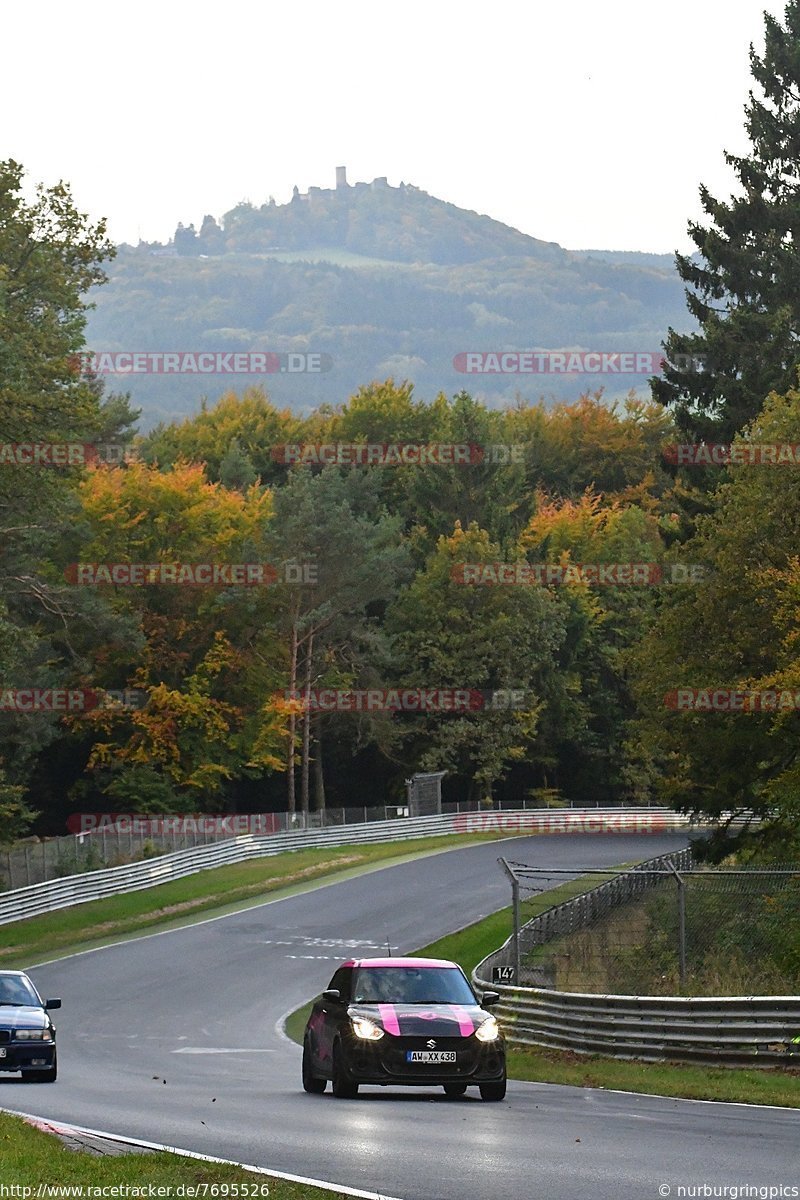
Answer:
xmin=475 ymin=1016 xmax=500 ymax=1043
xmin=15 ymin=1029 xmax=52 ymax=1041
xmin=351 ymin=1017 xmax=384 ymax=1041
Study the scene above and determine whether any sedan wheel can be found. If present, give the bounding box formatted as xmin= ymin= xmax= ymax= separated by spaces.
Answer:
xmin=302 ymin=1040 xmax=326 ymax=1094
xmin=331 ymin=1043 xmax=359 ymax=1099
xmin=22 ymin=1052 xmax=57 ymax=1083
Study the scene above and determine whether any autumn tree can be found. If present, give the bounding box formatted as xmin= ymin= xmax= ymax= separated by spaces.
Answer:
xmin=630 ymin=386 xmax=800 ymax=854
xmin=386 ymin=522 xmax=568 ymax=802
xmin=267 ymin=467 xmax=410 ymax=813
xmin=0 ymin=160 xmax=135 ymax=833
xmin=67 ymin=461 xmax=287 ymax=808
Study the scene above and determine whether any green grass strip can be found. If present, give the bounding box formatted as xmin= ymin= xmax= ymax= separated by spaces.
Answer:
xmin=0 ymin=1111 xmax=353 ymax=1195
xmin=505 ymin=1044 xmax=800 ymax=1106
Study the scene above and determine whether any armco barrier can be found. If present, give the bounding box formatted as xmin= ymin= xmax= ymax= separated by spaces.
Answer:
xmin=0 ymin=807 xmax=687 ymax=926
xmin=470 ymin=977 xmax=800 ymax=1066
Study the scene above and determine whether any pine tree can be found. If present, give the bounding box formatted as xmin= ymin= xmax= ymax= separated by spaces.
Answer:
xmin=219 ymin=438 xmax=257 ymax=490
xmin=654 ymin=2 xmax=800 ymax=441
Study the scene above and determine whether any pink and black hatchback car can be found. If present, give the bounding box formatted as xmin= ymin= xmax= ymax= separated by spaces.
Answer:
xmin=301 ymin=956 xmax=506 ymax=1100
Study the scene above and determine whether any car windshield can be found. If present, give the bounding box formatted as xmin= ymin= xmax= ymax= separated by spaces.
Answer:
xmin=0 ymin=975 xmax=39 ymax=1007
xmin=352 ymin=966 xmax=476 ymax=1005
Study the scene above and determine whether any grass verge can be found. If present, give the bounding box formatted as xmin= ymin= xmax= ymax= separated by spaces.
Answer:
xmin=0 ymin=831 xmax=515 ymax=969
xmin=284 ymin=866 xmax=800 ymax=1107
xmin=504 ymin=1045 xmax=800 ymax=1106
xmin=0 ymin=1111 xmax=351 ymax=1195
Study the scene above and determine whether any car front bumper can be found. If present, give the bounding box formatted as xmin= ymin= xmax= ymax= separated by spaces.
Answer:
xmin=342 ymin=1033 xmax=505 ymax=1085
xmin=0 ymin=1044 xmax=56 ymax=1071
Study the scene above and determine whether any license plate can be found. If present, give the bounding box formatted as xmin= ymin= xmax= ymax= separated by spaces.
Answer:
xmin=406 ymin=1050 xmax=456 ymax=1064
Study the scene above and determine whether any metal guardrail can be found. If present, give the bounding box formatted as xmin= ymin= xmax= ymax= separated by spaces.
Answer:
xmin=471 ymin=979 xmax=800 ymax=1066
xmin=1 ymin=797 xmax=669 ymax=891
xmin=0 ymin=807 xmax=688 ymax=926
xmin=473 ymin=850 xmax=800 ymax=1066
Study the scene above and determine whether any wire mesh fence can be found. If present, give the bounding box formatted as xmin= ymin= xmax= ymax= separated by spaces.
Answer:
xmin=499 ymin=855 xmax=800 ymax=997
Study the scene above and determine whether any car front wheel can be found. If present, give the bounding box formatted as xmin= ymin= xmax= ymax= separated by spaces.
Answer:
xmin=331 ymin=1043 xmax=359 ymax=1099
xmin=302 ymin=1040 xmax=326 ymax=1094
xmin=479 ymin=1076 xmax=506 ymax=1101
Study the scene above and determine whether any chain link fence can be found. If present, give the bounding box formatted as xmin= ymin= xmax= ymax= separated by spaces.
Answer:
xmin=500 ymin=855 xmax=800 ymax=997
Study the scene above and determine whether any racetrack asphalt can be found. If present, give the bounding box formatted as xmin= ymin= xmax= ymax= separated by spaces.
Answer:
xmin=6 ymin=832 xmax=799 ymax=1200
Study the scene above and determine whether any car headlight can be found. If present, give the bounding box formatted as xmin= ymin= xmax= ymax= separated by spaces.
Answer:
xmin=15 ymin=1029 xmax=52 ymax=1041
xmin=475 ymin=1016 xmax=500 ymax=1043
xmin=351 ymin=1017 xmax=384 ymax=1041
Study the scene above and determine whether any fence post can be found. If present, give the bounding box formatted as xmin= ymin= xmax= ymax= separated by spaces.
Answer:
xmin=498 ymin=858 xmax=520 ymax=983
xmin=667 ymin=860 xmax=687 ymax=989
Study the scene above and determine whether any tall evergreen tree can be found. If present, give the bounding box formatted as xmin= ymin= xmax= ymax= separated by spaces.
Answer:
xmin=654 ymin=2 xmax=800 ymax=441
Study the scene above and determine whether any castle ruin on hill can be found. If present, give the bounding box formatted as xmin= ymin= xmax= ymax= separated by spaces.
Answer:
xmin=291 ymin=167 xmax=420 ymax=202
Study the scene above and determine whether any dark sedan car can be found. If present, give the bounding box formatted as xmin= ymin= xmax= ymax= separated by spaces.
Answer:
xmin=302 ymin=956 xmax=506 ymax=1100
xmin=0 ymin=970 xmax=60 ymax=1082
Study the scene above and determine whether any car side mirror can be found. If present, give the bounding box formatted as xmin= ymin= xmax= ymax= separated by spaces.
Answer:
xmin=45 ymin=999 xmax=61 ymax=1010
xmin=481 ymin=991 xmax=500 ymax=1007
xmin=322 ymin=989 xmax=341 ymax=1003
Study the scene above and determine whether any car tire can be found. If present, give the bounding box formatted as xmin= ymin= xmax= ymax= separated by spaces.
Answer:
xmin=302 ymin=1039 xmax=326 ymax=1094
xmin=479 ymin=1076 xmax=506 ymax=1101
xmin=443 ymin=1082 xmax=468 ymax=1097
xmin=22 ymin=1052 xmax=57 ymax=1083
xmin=331 ymin=1043 xmax=359 ymax=1099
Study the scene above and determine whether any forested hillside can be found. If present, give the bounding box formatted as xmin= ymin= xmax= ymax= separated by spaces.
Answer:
xmin=85 ymin=179 xmax=690 ymax=428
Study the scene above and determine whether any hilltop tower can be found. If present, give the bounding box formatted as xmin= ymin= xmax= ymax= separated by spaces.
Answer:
xmin=336 ymin=166 xmax=348 ymax=189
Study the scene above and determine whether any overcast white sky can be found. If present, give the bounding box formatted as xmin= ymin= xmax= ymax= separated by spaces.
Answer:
xmin=3 ymin=0 xmax=787 ymax=253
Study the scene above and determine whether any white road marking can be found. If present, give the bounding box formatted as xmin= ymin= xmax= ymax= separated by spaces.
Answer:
xmin=171 ymin=1047 xmax=275 ymax=1054
xmin=285 ymin=954 xmax=339 ymax=959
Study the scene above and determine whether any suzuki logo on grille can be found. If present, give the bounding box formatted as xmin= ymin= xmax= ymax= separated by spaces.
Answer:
xmin=426 ymin=1039 xmax=436 ymax=1049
